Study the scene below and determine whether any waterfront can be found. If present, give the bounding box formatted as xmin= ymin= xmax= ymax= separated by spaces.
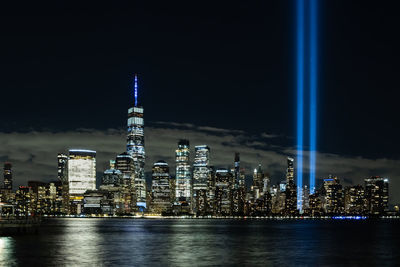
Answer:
xmin=1 ymin=219 xmax=400 ymax=266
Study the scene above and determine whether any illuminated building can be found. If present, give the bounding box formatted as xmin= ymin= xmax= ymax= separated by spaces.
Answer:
xmin=57 ymin=153 xmax=69 ymax=214
xmin=365 ymin=176 xmax=389 ymax=216
xmin=206 ymin=166 xmax=216 ymax=215
xmin=151 ymin=161 xmax=171 ymax=213
xmin=308 ymin=191 xmax=323 ymax=216
xmin=102 ymin=168 xmax=123 ymax=186
xmin=115 ymin=152 xmax=135 ymax=212
xmin=215 ymin=169 xmax=233 ymax=216
xmin=232 ymin=153 xmax=246 ymax=215
xmin=116 ymin=152 xmax=134 ymax=186
xmin=251 ymin=164 xmax=264 ymax=199
xmin=15 ymin=186 xmax=33 ymax=217
xmin=126 ymin=74 xmax=146 ymax=209
xmin=323 ymin=175 xmax=344 ymax=215
xmin=68 ymin=149 xmax=96 ymax=196
xmin=193 ymin=145 xmax=210 ymax=214
xmin=175 ymin=140 xmax=191 ymax=206
xmin=3 ymin=162 xmax=12 ymax=191
xmin=344 ymin=185 xmax=366 ymax=215
xmin=285 ymin=157 xmax=297 ymax=215
xmin=83 ymin=190 xmax=104 ymax=215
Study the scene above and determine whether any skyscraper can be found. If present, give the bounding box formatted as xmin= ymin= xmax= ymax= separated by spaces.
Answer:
xmin=251 ymin=164 xmax=264 ymax=199
xmin=215 ymin=168 xmax=233 ymax=216
xmin=68 ymin=149 xmax=96 ymax=196
xmin=126 ymin=74 xmax=146 ymax=209
xmin=193 ymin=145 xmax=210 ymax=214
xmin=57 ymin=153 xmax=69 ymax=214
xmin=365 ymin=176 xmax=389 ymax=216
xmin=232 ymin=153 xmax=245 ymax=215
xmin=3 ymin=162 xmax=12 ymax=191
xmin=151 ymin=161 xmax=171 ymax=213
xmin=175 ymin=140 xmax=191 ymax=206
xmin=323 ymin=175 xmax=344 ymax=215
xmin=115 ymin=152 xmax=135 ymax=187
xmin=285 ymin=157 xmax=297 ymax=215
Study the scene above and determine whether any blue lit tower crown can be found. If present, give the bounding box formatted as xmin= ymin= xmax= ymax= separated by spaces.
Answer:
xmin=126 ymin=74 xmax=147 ymax=208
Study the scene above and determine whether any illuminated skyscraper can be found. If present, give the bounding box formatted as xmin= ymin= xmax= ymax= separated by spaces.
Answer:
xmin=285 ymin=157 xmax=297 ymax=215
xmin=193 ymin=145 xmax=210 ymax=214
xmin=57 ymin=153 xmax=69 ymax=214
xmin=151 ymin=161 xmax=171 ymax=213
xmin=251 ymin=164 xmax=264 ymax=199
xmin=322 ymin=175 xmax=344 ymax=215
xmin=344 ymin=185 xmax=366 ymax=215
xmin=126 ymin=74 xmax=146 ymax=209
xmin=175 ymin=140 xmax=191 ymax=205
xmin=365 ymin=176 xmax=389 ymax=216
xmin=68 ymin=149 xmax=96 ymax=196
xmin=232 ymin=153 xmax=245 ymax=215
xmin=116 ymin=152 xmax=135 ymax=186
xmin=215 ymin=169 xmax=233 ymax=216
xmin=3 ymin=162 xmax=12 ymax=191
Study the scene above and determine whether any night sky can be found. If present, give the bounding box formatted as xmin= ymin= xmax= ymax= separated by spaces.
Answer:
xmin=0 ymin=1 xmax=400 ymax=196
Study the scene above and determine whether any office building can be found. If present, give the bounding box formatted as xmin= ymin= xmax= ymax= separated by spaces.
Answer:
xmin=68 ymin=149 xmax=96 ymax=196
xmin=151 ymin=161 xmax=171 ymax=213
xmin=193 ymin=145 xmax=210 ymax=214
xmin=215 ymin=168 xmax=233 ymax=216
xmin=175 ymin=140 xmax=191 ymax=206
xmin=365 ymin=176 xmax=389 ymax=216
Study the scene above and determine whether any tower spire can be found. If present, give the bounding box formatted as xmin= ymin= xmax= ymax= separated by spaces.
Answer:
xmin=134 ymin=73 xmax=138 ymax=107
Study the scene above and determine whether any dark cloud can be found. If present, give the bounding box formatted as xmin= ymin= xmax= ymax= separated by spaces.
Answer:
xmin=0 ymin=122 xmax=399 ymax=203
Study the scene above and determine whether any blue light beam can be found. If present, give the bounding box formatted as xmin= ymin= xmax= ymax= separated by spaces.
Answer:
xmin=309 ymin=0 xmax=317 ymax=195
xmin=296 ymin=0 xmax=305 ymax=210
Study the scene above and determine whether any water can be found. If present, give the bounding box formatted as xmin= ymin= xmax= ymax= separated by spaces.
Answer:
xmin=1 ymin=218 xmax=399 ymax=266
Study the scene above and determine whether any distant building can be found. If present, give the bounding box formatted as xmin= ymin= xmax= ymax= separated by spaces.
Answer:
xmin=344 ymin=185 xmax=366 ymax=215
xmin=365 ymin=176 xmax=389 ymax=216
xmin=151 ymin=161 xmax=171 ymax=213
xmin=115 ymin=152 xmax=135 ymax=187
xmin=102 ymin=168 xmax=123 ymax=186
xmin=284 ymin=157 xmax=297 ymax=215
xmin=232 ymin=153 xmax=246 ymax=216
xmin=57 ymin=153 xmax=69 ymax=214
xmin=175 ymin=140 xmax=191 ymax=206
xmin=3 ymin=162 xmax=12 ymax=191
xmin=215 ymin=169 xmax=233 ymax=216
xmin=193 ymin=145 xmax=210 ymax=214
xmin=251 ymin=164 xmax=264 ymax=200
xmin=323 ymin=175 xmax=344 ymax=215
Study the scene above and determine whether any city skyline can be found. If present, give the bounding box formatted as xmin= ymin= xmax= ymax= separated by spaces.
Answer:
xmin=0 ymin=74 xmax=395 ymax=215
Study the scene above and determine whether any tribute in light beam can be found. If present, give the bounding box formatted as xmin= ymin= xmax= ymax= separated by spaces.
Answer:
xmin=309 ymin=0 xmax=317 ymax=195
xmin=296 ymin=0 xmax=305 ymax=211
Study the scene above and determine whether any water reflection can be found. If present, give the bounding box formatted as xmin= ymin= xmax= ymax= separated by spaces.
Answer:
xmin=0 ymin=219 xmax=399 ymax=265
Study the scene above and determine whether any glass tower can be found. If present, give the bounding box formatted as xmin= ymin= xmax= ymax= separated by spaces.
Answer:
xmin=151 ymin=161 xmax=171 ymax=213
xmin=126 ymin=74 xmax=146 ymax=209
xmin=175 ymin=139 xmax=191 ymax=204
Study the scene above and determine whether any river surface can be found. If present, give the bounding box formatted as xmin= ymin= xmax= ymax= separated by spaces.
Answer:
xmin=1 ymin=218 xmax=399 ymax=266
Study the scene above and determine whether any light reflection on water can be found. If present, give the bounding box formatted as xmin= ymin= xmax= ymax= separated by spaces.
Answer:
xmin=1 ymin=219 xmax=400 ymax=266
